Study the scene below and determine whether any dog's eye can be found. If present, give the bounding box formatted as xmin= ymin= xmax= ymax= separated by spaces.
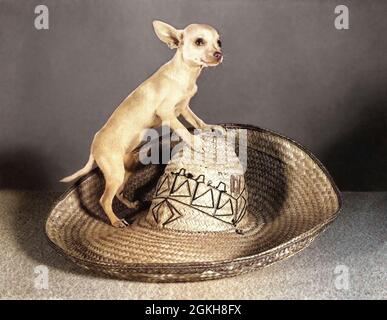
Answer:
xmin=217 ymin=39 xmax=222 ymax=48
xmin=195 ymin=38 xmax=205 ymax=46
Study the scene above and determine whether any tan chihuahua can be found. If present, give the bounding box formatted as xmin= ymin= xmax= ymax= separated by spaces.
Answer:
xmin=61 ymin=20 xmax=224 ymax=227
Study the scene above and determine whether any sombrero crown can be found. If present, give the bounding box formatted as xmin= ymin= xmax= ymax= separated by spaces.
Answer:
xmin=144 ymin=130 xmax=250 ymax=232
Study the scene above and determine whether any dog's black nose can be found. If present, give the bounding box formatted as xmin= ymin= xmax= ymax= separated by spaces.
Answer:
xmin=214 ymin=51 xmax=222 ymax=60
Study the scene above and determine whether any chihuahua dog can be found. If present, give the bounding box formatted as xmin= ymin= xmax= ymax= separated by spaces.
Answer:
xmin=61 ymin=20 xmax=224 ymax=227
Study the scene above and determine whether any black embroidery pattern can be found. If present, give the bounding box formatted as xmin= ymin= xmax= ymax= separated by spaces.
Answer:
xmin=152 ymin=168 xmax=248 ymax=227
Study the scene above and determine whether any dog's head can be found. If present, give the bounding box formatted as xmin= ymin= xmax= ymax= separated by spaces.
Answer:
xmin=153 ymin=20 xmax=223 ymax=67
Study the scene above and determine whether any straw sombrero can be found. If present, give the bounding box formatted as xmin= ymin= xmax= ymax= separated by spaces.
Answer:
xmin=46 ymin=124 xmax=341 ymax=282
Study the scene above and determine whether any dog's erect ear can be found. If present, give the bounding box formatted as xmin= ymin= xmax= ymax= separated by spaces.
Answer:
xmin=153 ymin=20 xmax=182 ymax=49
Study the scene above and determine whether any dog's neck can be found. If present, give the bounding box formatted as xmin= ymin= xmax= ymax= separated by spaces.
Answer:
xmin=166 ymin=51 xmax=203 ymax=88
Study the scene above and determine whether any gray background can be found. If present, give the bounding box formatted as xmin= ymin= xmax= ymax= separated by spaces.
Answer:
xmin=1 ymin=0 xmax=386 ymax=191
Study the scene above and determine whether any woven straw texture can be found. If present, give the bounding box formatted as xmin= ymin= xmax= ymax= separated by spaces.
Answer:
xmin=46 ymin=124 xmax=341 ymax=282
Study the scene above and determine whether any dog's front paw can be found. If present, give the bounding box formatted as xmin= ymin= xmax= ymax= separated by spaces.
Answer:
xmin=111 ymin=218 xmax=129 ymax=228
xmin=202 ymin=124 xmax=226 ymax=135
xmin=191 ymin=135 xmax=205 ymax=153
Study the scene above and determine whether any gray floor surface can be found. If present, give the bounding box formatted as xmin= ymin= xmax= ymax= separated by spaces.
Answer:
xmin=0 ymin=191 xmax=385 ymax=299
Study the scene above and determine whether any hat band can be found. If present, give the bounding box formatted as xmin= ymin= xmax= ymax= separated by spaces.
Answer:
xmin=144 ymin=168 xmax=248 ymax=232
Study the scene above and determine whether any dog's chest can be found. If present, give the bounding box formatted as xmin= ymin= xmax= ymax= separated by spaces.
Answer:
xmin=183 ymin=84 xmax=197 ymax=99
xmin=174 ymin=85 xmax=197 ymax=114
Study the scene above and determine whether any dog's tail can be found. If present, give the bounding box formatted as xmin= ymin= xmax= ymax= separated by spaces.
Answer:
xmin=60 ymin=153 xmax=94 ymax=183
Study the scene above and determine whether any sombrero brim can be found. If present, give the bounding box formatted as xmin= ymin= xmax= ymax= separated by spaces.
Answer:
xmin=46 ymin=124 xmax=341 ymax=282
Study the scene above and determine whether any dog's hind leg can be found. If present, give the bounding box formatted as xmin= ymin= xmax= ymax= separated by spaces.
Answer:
xmin=97 ymin=156 xmax=128 ymax=228
xmin=116 ymin=152 xmax=140 ymax=209
xmin=116 ymin=170 xmax=140 ymax=209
